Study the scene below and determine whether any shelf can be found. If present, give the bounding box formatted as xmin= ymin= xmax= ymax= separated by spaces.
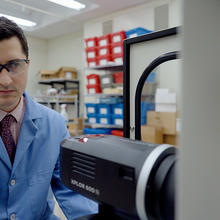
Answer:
xmin=86 ymin=63 xmax=123 ymax=71
xmin=38 ymin=101 xmax=76 ymax=105
xmin=34 ymin=95 xmax=77 ymax=105
xmin=38 ymin=79 xmax=79 ymax=85
xmin=85 ymin=123 xmax=123 ymax=129
xmin=85 ymin=93 xmax=123 ymax=97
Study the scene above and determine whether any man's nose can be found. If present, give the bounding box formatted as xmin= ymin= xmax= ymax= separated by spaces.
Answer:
xmin=0 ymin=68 xmax=13 ymax=86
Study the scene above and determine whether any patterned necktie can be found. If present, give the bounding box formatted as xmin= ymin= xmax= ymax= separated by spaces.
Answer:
xmin=0 ymin=115 xmax=16 ymax=164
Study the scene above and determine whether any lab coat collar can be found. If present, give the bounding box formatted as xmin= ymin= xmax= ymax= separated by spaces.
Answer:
xmin=0 ymin=91 xmax=42 ymax=171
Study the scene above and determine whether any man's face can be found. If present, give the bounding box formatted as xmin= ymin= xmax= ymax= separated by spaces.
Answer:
xmin=0 ymin=36 xmax=29 ymax=112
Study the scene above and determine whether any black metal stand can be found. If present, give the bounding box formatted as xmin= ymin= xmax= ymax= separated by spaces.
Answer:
xmin=76 ymin=205 xmax=133 ymax=220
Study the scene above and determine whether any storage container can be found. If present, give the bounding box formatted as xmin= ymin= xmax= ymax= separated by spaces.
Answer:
xmin=98 ymin=114 xmax=112 ymax=125
xmin=125 ymin=27 xmax=152 ymax=38
xmin=100 ymin=73 xmax=114 ymax=88
xmin=146 ymin=72 xmax=156 ymax=82
xmin=97 ymin=104 xmax=112 ymax=115
xmin=111 ymin=129 xmax=123 ymax=137
xmin=97 ymin=45 xmax=111 ymax=57
xmin=111 ymin=31 xmax=126 ymax=44
xmin=84 ymin=37 xmax=97 ymax=48
xmin=113 ymin=72 xmax=123 ymax=84
xmin=98 ymin=55 xmax=112 ymax=66
xmin=97 ymin=34 xmax=111 ymax=47
xmin=98 ymin=96 xmax=123 ymax=104
xmin=86 ymin=58 xmax=98 ymax=68
xmin=86 ymin=84 xmax=101 ymax=94
xmin=112 ymin=115 xmax=123 ymax=126
xmin=87 ymin=115 xmax=99 ymax=124
xmin=87 ymin=74 xmax=100 ymax=85
xmin=112 ymin=54 xmax=123 ymax=64
xmin=86 ymin=47 xmax=98 ymax=59
xmin=111 ymin=43 xmax=123 ymax=56
xmin=112 ymin=103 xmax=123 ymax=116
xmin=83 ymin=127 xmax=113 ymax=135
xmin=85 ymin=103 xmax=98 ymax=116
xmin=141 ymin=102 xmax=155 ymax=125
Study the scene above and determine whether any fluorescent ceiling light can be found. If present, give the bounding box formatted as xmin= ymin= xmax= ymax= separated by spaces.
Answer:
xmin=0 ymin=13 xmax=36 ymax=27
xmin=48 ymin=0 xmax=86 ymax=10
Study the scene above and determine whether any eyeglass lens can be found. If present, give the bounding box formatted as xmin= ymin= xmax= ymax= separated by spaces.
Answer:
xmin=0 ymin=59 xmax=28 ymax=75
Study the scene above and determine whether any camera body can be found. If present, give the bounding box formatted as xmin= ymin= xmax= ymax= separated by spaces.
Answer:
xmin=61 ymin=135 xmax=176 ymax=220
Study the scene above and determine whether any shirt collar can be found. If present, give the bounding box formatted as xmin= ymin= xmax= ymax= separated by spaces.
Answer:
xmin=0 ymin=96 xmax=24 ymax=122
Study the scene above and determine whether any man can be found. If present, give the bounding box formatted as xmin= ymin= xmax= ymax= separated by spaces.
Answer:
xmin=0 ymin=17 xmax=98 ymax=220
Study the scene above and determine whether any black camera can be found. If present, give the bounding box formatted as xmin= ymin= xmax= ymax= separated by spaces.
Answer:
xmin=61 ymin=135 xmax=176 ymax=220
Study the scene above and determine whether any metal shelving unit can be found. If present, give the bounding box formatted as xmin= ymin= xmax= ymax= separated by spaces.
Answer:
xmin=37 ymin=79 xmax=80 ymax=117
xmin=84 ymin=63 xmax=124 ymax=130
xmin=86 ymin=63 xmax=123 ymax=71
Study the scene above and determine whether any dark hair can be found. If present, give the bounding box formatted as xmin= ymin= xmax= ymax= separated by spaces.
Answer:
xmin=0 ymin=16 xmax=29 ymax=58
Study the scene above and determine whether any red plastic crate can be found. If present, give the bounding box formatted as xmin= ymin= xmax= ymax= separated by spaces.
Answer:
xmin=113 ymin=72 xmax=123 ymax=84
xmin=85 ymin=47 xmax=97 ymax=59
xmin=97 ymin=34 xmax=111 ymax=47
xmin=97 ymin=45 xmax=111 ymax=57
xmin=98 ymin=55 xmax=112 ymax=66
xmin=111 ymin=31 xmax=126 ymax=44
xmin=86 ymin=58 xmax=98 ymax=68
xmin=87 ymin=74 xmax=100 ymax=85
xmin=84 ymin=37 xmax=97 ymax=48
xmin=86 ymin=84 xmax=101 ymax=94
xmin=112 ymin=54 xmax=123 ymax=64
xmin=111 ymin=43 xmax=123 ymax=56
xmin=111 ymin=129 xmax=123 ymax=137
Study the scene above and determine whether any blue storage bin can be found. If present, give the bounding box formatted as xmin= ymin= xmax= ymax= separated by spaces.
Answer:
xmin=146 ymin=72 xmax=156 ymax=82
xmin=141 ymin=102 xmax=155 ymax=125
xmin=85 ymin=103 xmax=97 ymax=116
xmin=98 ymin=114 xmax=112 ymax=125
xmin=125 ymin=27 xmax=152 ymax=38
xmin=98 ymin=104 xmax=112 ymax=115
xmin=87 ymin=115 xmax=99 ymax=124
xmin=99 ymin=97 xmax=123 ymax=104
xmin=112 ymin=103 xmax=123 ymax=116
xmin=83 ymin=128 xmax=113 ymax=135
xmin=112 ymin=115 xmax=123 ymax=126
xmin=141 ymin=116 xmax=147 ymax=125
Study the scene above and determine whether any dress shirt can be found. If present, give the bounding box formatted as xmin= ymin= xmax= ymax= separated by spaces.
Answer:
xmin=0 ymin=95 xmax=25 ymax=145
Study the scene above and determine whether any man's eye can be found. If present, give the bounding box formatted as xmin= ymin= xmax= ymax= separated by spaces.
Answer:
xmin=8 ymin=62 xmax=20 ymax=69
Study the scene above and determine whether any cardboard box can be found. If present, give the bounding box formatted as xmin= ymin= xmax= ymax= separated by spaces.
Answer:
xmin=68 ymin=118 xmax=83 ymax=131
xmin=57 ymin=67 xmax=77 ymax=80
xmin=40 ymin=70 xmax=58 ymax=80
xmin=141 ymin=125 xmax=163 ymax=144
xmin=147 ymin=111 xmax=177 ymax=135
xmin=163 ymin=134 xmax=179 ymax=146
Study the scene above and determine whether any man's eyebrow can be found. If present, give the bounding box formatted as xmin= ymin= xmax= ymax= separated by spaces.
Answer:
xmin=7 ymin=59 xmax=24 ymax=63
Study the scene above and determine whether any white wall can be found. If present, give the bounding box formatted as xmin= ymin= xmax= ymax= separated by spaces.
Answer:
xmin=83 ymin=0 xmax=180 ymax=38
xmin=26 ymin=36 xmax=48 ymax=96
xmin=47 ymin=31 xmax=84 ymax=117
xmin=47 ymin=31 xmax=84 ymax=70
xmin=179 ymin=0 xmax=220 ymax=219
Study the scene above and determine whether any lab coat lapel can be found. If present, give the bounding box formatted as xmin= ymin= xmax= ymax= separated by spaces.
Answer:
xmin=0 ymin=137 xmax=12 ymax=170
xmin=12 ymin=92 xmax=41 ymax=172
xmin=12 ymin=118 xmax=38 ymax=171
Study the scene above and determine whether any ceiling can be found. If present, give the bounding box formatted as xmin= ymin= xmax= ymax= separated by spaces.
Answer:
xmin=1 ymin=0 xmax=149 ymax=39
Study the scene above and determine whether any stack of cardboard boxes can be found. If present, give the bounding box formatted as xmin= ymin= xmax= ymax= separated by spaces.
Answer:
xmin=40 ymin=66 xmax=77 ymax=80
xmin=141 ymin=88 xmax=179 ymax=146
